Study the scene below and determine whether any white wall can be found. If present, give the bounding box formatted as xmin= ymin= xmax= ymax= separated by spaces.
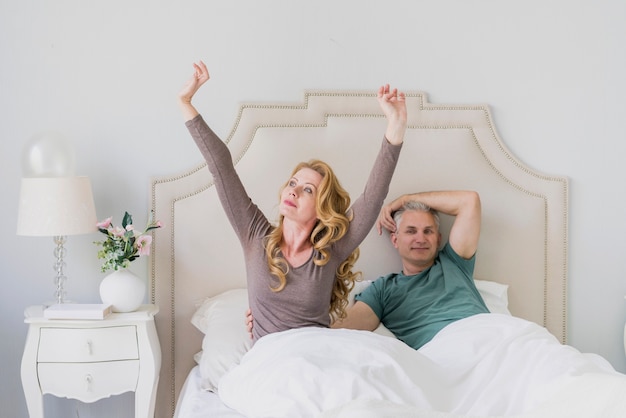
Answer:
xmin=1 ymin=1 xmax=625 ymax=416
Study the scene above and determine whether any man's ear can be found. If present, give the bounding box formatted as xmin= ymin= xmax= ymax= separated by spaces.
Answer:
xmin=390 ymin=232 xmax=399 ymax=248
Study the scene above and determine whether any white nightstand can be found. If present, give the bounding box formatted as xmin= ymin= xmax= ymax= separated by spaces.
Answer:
xmin=21 ymin=304 xmax=161 ymax=418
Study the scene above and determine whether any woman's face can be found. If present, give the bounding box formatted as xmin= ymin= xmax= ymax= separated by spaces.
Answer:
xmin=279 ymin=167 xmax=322 ymax=224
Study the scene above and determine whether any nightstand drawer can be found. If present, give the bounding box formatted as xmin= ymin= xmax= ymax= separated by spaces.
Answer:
xmin=38 ymin=326 xmax=138 ymax=362
xmin=38 ymin=360 xmax=139 ymax=402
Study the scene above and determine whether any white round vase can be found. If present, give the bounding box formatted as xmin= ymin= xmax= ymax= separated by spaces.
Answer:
xmin=99 ymin=269 xmax=146 ymax=313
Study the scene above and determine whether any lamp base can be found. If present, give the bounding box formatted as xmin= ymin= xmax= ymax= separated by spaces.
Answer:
xmin=52 ymin=235 xmax=69 ymax=304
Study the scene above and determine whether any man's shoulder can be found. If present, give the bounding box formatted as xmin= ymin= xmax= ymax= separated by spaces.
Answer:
xmin=367 ymin=272 xmax=405 ymax=293
xmin=376 ymin=271 xmax=403 ymax=282
xmin=356 ymin=272 xmax=402 ymax=303
xmin=439 ymin=242 xmax=474 ymax=262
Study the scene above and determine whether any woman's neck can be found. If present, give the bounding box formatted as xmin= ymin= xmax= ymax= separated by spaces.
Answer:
xmin=281 ymin=220 xmax=314 ymax=266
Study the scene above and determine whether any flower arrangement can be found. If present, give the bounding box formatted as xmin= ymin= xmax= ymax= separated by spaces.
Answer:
xmin=94 ymin=211 xmax=162 ymax=273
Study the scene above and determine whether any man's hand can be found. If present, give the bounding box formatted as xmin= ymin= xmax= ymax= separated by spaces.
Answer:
xmin=245 ymin=308 xmax=254 ymax=339
xmin=376 ymin=194 xmax=408 ymax=235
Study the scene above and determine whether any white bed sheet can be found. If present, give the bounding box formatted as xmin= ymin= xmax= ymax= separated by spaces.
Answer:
xmin=175 ymin=315 xmax=626 ymax=418
xmin=174 ymin=365 xmax=245 ymax=418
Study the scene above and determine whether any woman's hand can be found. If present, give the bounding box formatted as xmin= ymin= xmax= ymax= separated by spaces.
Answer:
xmin=178 ymin=61 xmax=210 ymax=121
xmin=179 ymin=61 xmax=210 ymax=103
xmin=377 ymin=84 xmax=407 ymax=146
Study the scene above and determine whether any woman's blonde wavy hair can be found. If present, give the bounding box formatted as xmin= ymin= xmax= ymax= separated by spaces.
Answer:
xmin=264 ymin=159 xmax=361 ymax=321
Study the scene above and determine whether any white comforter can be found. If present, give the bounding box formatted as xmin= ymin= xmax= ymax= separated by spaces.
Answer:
xmin=218 ymin=314 xmax=626 ymax=418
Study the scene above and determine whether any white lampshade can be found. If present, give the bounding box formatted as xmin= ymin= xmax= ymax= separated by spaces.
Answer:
xmin=17 ymin=176 xmax=97 ymax=236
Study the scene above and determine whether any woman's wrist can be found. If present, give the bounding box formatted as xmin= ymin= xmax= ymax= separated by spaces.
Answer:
xmin=179 ymin=99 xmax=199 ymax=122
xmin=385 ymin=120 xmax=407 ymax=145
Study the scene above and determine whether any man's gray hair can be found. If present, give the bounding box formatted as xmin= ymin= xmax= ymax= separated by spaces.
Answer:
xmin=393 ymin=200 xmax=440 ymax=230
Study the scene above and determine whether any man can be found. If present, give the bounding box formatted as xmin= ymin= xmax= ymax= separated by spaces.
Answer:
xmin=331 ymin=190 xmax=489 ymax=350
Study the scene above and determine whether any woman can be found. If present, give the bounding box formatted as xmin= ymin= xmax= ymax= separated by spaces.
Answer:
xmin=179 ymin=61 xmax=407 ymax=341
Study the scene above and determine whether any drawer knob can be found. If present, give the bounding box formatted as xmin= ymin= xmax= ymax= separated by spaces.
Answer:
xmin=86 ymin=339 xmax=93 ymax=355
xmin=85 ymin=374 xmax=93 ymax=392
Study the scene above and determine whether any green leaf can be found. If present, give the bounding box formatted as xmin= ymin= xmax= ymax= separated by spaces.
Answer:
xmin=122 ymin=212 xmax=133 ymax=229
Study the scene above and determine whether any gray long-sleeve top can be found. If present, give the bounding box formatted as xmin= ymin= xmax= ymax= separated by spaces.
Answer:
xmin=186 ymin=115 xmax=402 ymax=340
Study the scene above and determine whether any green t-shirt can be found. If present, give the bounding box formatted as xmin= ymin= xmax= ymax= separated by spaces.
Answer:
xmin=355 ymin=243 xmax=489 ymax=350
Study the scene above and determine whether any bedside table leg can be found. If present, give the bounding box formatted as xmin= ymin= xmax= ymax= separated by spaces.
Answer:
xmin=22 ymin=326 xmax=44 ymax=418
xmin=135 ymin=321 xmax=161 ymax=417
xmin=23 ymin=396 xmax=44 ymax=418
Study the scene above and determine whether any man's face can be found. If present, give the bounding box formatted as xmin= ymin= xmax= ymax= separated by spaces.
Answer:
xmin=391 ymin=210 xmax=442 ymax=273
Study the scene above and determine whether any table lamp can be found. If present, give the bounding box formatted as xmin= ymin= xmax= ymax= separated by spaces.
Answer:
xmin=16 ymin=176 xmax=97 ymax=304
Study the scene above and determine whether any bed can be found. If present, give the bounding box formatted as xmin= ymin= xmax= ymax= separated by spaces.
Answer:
xmin=150 ymin=91 xmax=626 ymax=418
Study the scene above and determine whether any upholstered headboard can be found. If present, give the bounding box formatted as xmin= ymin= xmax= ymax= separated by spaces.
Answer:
xmin=150 ymin=91 xmax=568 ymax=418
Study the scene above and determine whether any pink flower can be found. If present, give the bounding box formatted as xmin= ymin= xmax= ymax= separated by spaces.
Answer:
xmin=96 ymin=217 xmax=112 ymax=229
xmin=135 ymin=235 xmax=153 ymax=256
xmin=110 ymin=226 xmax=126 ymax=238
xmin=94 ymin=211 xmax=162 ymax=273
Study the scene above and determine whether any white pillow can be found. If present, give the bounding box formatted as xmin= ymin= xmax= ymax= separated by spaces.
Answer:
xmin=474 ymin=279 xmax=511 ymax=315
xmin=348 ymin=279 xmax=373 ymax=307
xmin=191 ymin=288 xmax=252 ymax=392
xmin=350 ymin=278 xmax=511 ymax=316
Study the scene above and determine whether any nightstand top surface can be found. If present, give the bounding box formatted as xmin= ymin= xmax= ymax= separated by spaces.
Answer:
xmin=24 ymin=304 xmax=159 ymax=323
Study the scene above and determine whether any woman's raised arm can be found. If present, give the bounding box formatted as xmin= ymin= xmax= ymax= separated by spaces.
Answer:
xmin=178 ymin=61 xmax=210 ymax=122
xmin=377 ymin=84 xmax=407 ymax=146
